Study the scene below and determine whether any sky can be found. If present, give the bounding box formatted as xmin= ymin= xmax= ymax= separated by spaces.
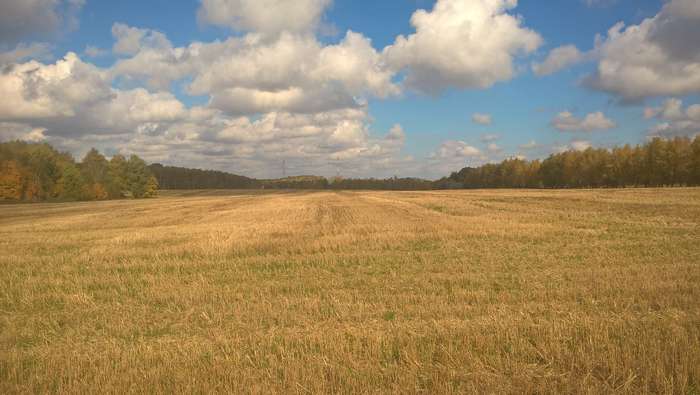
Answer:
xmin=1 ymin=0 xmax=699 ymax=179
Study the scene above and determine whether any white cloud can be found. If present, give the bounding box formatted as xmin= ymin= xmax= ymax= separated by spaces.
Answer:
xmin=315 ymin=31 xmax=398 ymax=98
xmin=644 ymin=98 xmax=685 ymax=121
xmin=532 ymin=45 xmax=584 ymax=76
xmin=424 ymin=140 xmax=489 ymax=178
xmin=432 ymin=140 xmax=482 ymax=159
xmin=0 ymin=122 xmax=47 ymax=142
xmin=0 ymin=42 xmax=51 ymax=65
xmin=486 ymin=143 xmax=502 ymax=153
xmin=0 ymin=53 xmax=112 ymax=120
xmin=480 ymin=133 xmax=500 ymax=142
xmin=112 ymin=23 xmax=171 ymax=56
xmin=197 ymin=0 xmax=332 ymax=38
xmin=109 ymin=30 xmax=193 ymax=91
xmin=472 ymin=113 xmax=492 ymax=125
xmin=382 ymin=0 xmax=542 ymax=94
xmin=646 ymin=98 xmax=700 ymax=138
xmin=0 ymin=51 xmax=412 ymax=179
xmin=585 ymin=0 xmax=700 ymax=101
xmin=0 ymin=0 xmax=84 ymax=45
xmin=199 ymin=33 xmax=396 ymax=115
xmin=386 ymin=124 xmax=405 ymax=142
xmin=570 ymin=140 xmax=592 ymax=151
xmin=551 ymin=111 xmax=616 ymax=132
xmin=552 ymin=140 xmax=592 ymax=153
xmin=84 ymin=45 xmax=107 ymax=58
xmin=518 ymin=140 xmax=538 ymax=150
xmin=666 ymin=0 xmax=700 ymax=19
xmin=0 ymin=2 xmax=558 ymax=179
xmin=110 ymin=28 xmax=397 ymax=114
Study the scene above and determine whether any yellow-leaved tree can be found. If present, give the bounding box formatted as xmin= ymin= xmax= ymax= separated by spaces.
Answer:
xmin=144 ymin=176 xmax=159 ymax=198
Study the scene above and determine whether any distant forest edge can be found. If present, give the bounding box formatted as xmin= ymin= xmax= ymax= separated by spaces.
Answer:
xmin=446 ymin=135 xmax=700 ymax=189
xmin=2 ymin=135 xmax=700 ymax=201
xmin=147 ymin=135 xmax=700 ymax=190
xmin=149 ymin=164 xmax=435 ymax=191
xmin=0 ymin=141 xmax=158 ymax=202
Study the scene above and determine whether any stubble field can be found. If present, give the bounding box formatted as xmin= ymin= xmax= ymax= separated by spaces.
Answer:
xmin=1 ymin=189 xmax=699 ymax=394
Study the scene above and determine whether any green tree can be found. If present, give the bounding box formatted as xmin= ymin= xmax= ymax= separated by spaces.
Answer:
xmin=646 ymin=138 xmax=669 ymax=186
xmin=81 ymin=148 xmax=109 ymax=183
xmin=691 ymin=137 xmax=700 ymax=185
xmin=56 ymin=163 xmax=86 ymax=201
xmin=126 ymin=155 xmax=151 ymax=198
xmin=108 ymin=154 xmax=128 ymax=198
xmin=81 ymin=148 xmax=112 ymax=199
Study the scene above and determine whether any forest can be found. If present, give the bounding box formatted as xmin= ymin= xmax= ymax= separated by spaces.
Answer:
xmin=444 ymin=136 xmax=700 ymax=189
xmin=2 ymin=135 xmax=699 ymax=201
xmin=149 ymin=164 xmax=256 ymax=190
xmin=0 ymin=141 xmax=158 ymax=202
xmin=151 ymin=136 xmax=700 ymax=191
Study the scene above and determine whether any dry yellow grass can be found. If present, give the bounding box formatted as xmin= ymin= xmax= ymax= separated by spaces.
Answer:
xmin=1 ymin=189 xmax=699 ymax=394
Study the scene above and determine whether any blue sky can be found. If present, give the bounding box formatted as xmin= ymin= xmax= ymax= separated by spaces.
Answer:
xmin=1 ymin=0 xmax=699 ymax=178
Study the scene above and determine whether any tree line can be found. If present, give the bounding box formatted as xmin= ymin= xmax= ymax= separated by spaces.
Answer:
xmin=149 ymin=163 xmax=256 ymax=190
xmin=2 ymin=136 xmax=699 ymax=201
xmin=0 ymin=141 xmax=158 ymax=202
xmin=443 ymin=136 xmax=700 ymax=189
xmin=328 ymin=177 xmax=435 ymax=190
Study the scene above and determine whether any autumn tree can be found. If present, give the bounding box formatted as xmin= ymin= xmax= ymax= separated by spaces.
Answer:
xmin=81 ymin=148 xmax=111 ymax=199
xmin=0 ymin=160 xmax=24 ymax=200
xmin=144 ymin=175 xmax=159 ymax=197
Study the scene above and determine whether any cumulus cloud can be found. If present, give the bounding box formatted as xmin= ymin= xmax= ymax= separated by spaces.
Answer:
xmin=0 ymin=0 xmax=84 ymax=45
xmin=472 ymin=113 xmax=492 ymax=125
xmin=585 ymin=0 xmax=700 ymax=101
xmin=424 ymin=139 xmax=489 ymax=178
xmin=0 ymin=1 xmax=559 ymax=179
xmin=0 ymin=53 xmax=111 ymax=120
xmin=486 ymin=143 xmax=502 ymax=153
xmin=0 ymin=42 xmax=51 ymax=65
xmin=197 ymin=0 xmax=332 ymax=38
xmin=112 ymin=23 xmax=171 ymax=56
xmin=0 ymin=52 xmax=198 ymax=140
xmin=0 ymin=122 xmax=47 ymax=142
xmin=532 ymin=45 xmax=584 ymax=76
xmin=84 ymin=45 xmax=107 ymax=58
xmin=0 ymin=50 xmax=411 ymax=179
xmin=570 ymin=140 xmax=592 ymax=151
xmin=110 ymin=27 xmax=397 ymax=114
xmin=382 ymin=0 xmax=542 ymax=94
xmin=109 ymin=28 xmax=194 ymax=91
xmin=431 ymin=140 xmax=482 ymax=159
xmin=551 ymin=111 xmax=616 ymax=132
xmin=552 ymin=140 xmax=592 ymax=153
xmin=644 ymin=98 xmax=685 ymax=121
xmin=645 ymin=98 xmax=700 ymax=138
xmin=197 ymin=31 xmax=397 ymax=115
xmin=386 ymin=124 xmax=405 ymax=142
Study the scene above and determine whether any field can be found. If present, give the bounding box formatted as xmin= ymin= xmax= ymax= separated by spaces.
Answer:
xmin=1 ymin=189 xmax=699 ymax=394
